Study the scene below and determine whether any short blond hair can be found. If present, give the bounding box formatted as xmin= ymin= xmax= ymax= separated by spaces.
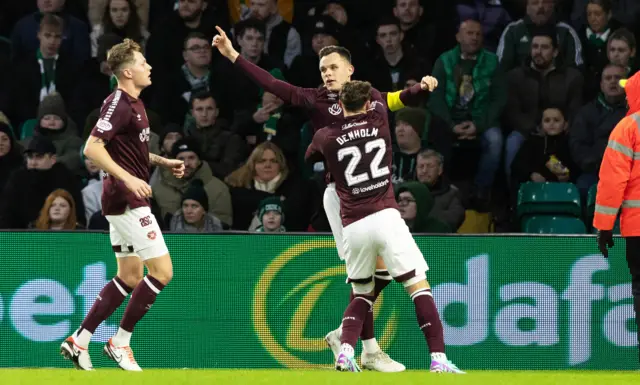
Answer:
xmin=107 ymin=38 xmax=142 ymax=76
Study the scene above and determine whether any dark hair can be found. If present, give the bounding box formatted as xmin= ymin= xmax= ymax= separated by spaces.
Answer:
xmin=586 ymin=0 xmax=612 ymax=14
xmin=184 ymin=31 xmax=209 ymax=49
xmin=235 ymin=18 xmax=266 ymax=40
xmin=318 ymin=45 xmax=352 ymax=63
xmin=609 ymin=28 xmax=637 ymax=51
xmin=540 ymin=104 xmax=567 ymax=120
xmin=102 ymin=0 xmax=143 ymax=43
xmin=457 ymin=17 xmax=482 ymax=32
xmin=39 ymin=13 xmax=64 ymax=32
xmin=376 ymin=16 xmax=402 ymax=35
xmin=339 ymin=81 xmax=372 ymax=112
xmin=189 ymin=91 xmax=216 ymax=109
xmin=531 ymin=26 xmax=558 ymax=48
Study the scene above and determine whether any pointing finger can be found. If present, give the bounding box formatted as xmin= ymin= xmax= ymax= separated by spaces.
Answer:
xmin=215 ymin=26 xmax=226 ymax=37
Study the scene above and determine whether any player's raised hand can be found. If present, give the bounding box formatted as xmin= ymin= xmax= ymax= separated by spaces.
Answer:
xmin=212 ymin=26 xmax=239 ymax=62
xmin=420 ymin=76 xmax=438 ymax=92
xmin=165 ymin=159 xmax=185 ymax=179
xmin=124 ymin=175 xmax=153 ymax=199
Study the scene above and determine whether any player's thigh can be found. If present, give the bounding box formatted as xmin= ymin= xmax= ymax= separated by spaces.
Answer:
xmin=124 ymin=207 xmax=170 ymax=262
xmin=323 ymin=185 xmax=345 ymax=259
xmin=343 ymin=218 xmax=378 ymax=294
xmin=377 ymin=209 xmax=429 ymax=284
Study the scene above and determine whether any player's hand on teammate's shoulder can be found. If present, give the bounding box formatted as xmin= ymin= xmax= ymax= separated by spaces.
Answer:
xmin=165 ymin=159 xmax=185 ymax=179
xmin=124 ymin=175 xmax=153 ymax=199
xmin=420 ymin=76 xmax=438 ymax=92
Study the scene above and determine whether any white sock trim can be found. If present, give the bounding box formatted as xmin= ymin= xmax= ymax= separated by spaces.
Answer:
xmin=143 ymin=276 xmax=160 ymax=294
xmin=411 ymin=289 xmax=432 ymax=301
xmin=112 ymin=278 xmax=129 ymax=297
xmin=354 ymin=296 xmax=373 ymax=307
xmin=362 ymin=338 xmax=381 ymax=354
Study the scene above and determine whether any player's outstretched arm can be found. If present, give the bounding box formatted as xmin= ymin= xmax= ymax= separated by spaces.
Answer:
xmin=84 ymin=135 xmax=152 ymax=199
xmin=384 ymin=76 xmax=439 ymax=112
xmin=212 ymin=26 xmax=311 ymax=107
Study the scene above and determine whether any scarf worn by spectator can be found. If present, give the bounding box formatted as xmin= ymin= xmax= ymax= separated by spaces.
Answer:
xmin=586 ymin=26 xmax=611 ymax=48
xmin=37 ymin=49 xmax=58 ymax=102
xmin=258 ymin=69 xmax=285 ymax=138
xmin=181 ymin=64 xmax=211 ymax=129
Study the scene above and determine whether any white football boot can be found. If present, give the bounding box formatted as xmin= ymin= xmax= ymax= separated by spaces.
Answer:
xmin=103 ymin=338 xmax=142 ymax=371
xmin=60 ymin=336 xmax=94 ymax=370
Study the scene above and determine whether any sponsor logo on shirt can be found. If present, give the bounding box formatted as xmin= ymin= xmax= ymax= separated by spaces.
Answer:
xmin=96 ymin=119 xmax=113 ymax=132
xmin=342 ymin=121 xmax=367 ymax=130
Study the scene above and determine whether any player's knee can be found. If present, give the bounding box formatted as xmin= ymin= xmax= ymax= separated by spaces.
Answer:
xmin=402 ymin=274 xmax=429 ymax=295
xmin=119 ymin=273 xmax=143 ymax=289
xmin=152 ymin=266 xmax=173 ymax=285
xmin=351 ymin=281 xmax=375 ymax=296
xmin=375 ymin=256 xmax=387 ymax=270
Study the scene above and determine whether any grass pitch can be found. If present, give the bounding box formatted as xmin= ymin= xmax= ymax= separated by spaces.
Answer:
xmin=1 ymin=369 xmax=638 ymax=385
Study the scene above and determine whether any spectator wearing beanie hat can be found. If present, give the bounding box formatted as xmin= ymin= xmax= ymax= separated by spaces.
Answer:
xmin=392 ymin=107 xmax=427 ymax=184
xmin=254 ymin=196 xmax=286 ymax=232
xmin=21 ymin=92 xmax=84 ymax=176
xmin=152 ymin=137 xmax=233 ymax=226
xmin=288 ymin=15 xmax=342 ymax=88
xmin=170 ymin=179 xmax=224 ymax=233
xmin=392 ymin=107 xmax=453 ymax=185
xmin=149 ymin=123 xmax=184 ymax=186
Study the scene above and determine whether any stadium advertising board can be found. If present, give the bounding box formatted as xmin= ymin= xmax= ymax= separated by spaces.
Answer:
xmin=0 ymin=233 xmax=636 ymax=369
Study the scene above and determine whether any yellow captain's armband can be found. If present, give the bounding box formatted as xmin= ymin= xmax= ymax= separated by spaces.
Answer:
xmin=386 ymin=91 xmax=405 ymax=112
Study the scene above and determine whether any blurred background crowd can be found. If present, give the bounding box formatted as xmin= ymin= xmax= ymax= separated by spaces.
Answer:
xmin=0 ymin=0 xmax=638 ymax=234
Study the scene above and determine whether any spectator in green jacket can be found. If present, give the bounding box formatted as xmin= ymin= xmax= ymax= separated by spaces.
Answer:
xmin=428 ymin=19 xmax=506 ymax=205
xmin=497 ymin=0 xmax=583 ymax=71
xmin=504 ymin=27 xmax=584 ymax=182
xmin=396 ymin=181 xmax=452 ymax=233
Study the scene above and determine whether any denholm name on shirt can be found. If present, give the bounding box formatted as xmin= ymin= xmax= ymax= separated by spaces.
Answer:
xmin=336 ymin=127 xmax=379 ymax=145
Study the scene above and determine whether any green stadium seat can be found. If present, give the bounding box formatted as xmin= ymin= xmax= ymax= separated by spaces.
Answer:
xmin=523 ymin=215 xmax=587 ymax=234
xmin=19 ymin=119 xmax=38 ymax=140
xmin=517 ymin=182 xmax=582 ymax=218
xmin=586 ymin=185 xmax=621 ymax=234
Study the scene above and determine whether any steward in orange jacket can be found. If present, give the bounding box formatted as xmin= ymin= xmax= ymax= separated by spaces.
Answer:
xmin=593 ymin=69 xmax=640 ymax=363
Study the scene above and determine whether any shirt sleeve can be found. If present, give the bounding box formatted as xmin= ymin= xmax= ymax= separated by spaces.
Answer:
xmin=234 ymin=56 xmax=316 ymax=107
xmin=380 ymin=83 xmax=426 ymax=111
xmin=305 ymin=130 xmax=325 ymax=165
xmin=90 ymin=92 xmax=131 ymax=142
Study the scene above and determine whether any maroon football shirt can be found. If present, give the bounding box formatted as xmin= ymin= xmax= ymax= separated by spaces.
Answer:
xmin=234 ymin=56 xmax=425 ymax=132
xmin=305 ymin=94 xmax=399 ymax=227
xmin=90 ymin=89 xmax=151 ymax=215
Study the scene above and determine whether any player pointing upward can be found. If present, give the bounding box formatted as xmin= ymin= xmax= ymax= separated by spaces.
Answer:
xmin=213 ymin=26 xmax=433 ymax=371
xmin=306 ymin=81 xmax=464 ymax=373
xmin=60 ymin=39 xmax=184 ymax=371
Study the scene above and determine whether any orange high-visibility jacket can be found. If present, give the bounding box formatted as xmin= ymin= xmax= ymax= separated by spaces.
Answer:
xmin=593 ymin=113 xmax=640 ymax=235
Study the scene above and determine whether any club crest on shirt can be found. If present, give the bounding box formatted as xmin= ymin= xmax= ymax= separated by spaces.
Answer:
xmin=96 ymin=119 xmax=112 ymax=131
xmin=147 ymin=231 xmax=156 ymax=240
xmin=329 ymin=103 xmax=342 ymax=116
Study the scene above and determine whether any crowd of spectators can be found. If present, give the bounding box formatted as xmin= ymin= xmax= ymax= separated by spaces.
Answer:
xmin=0 ymin=0 xmax=638 ymax=233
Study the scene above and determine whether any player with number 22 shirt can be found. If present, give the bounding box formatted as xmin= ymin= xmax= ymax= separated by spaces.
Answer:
xmin=306 ymin=81 xmax=464 ymax=373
